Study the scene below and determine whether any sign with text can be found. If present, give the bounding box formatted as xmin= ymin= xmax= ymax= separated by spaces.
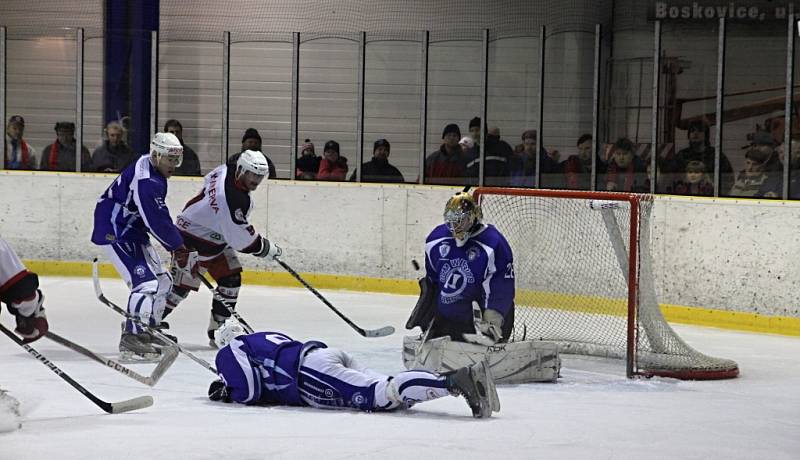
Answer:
xmin=648 ymin=1 xmax=794 ymax=22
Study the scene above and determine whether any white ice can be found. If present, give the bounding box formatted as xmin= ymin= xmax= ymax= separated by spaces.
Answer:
xmin=1 ymin=276 xmax=798 ymax=460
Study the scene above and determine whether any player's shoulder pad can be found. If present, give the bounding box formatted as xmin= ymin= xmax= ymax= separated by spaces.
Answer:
xmin=223 ymin=169 xmax=252 ymax=225
xmin=426 ymin=223 xmax=451 ymax=242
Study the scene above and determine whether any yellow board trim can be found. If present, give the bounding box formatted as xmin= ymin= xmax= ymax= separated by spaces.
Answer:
xmin=23 ymin=259 xmax=800 ymax=337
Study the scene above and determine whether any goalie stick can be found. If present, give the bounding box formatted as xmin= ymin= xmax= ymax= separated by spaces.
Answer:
xmin=91 ymin=259 xmax=218 ymax=375
xmin=45 ymin=331 xmax=178 ymax=387
xmin=0 ymin=323 xmax=153 ymax=414
xmin=197 ymin=274 xmax=255 ymax=334
xmin=275 ymin=258 xmax=395 ymax=338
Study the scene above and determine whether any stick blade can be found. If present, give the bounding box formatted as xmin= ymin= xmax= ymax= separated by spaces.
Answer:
xmin=146 ymin=346 xmax=179 ymax=387
xmin=109 ymin=395 xmax=154 ymax=414
xmin=363 ymin=325 xmax=395 ymax=338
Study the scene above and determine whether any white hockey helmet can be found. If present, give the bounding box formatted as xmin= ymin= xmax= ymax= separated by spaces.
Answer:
xmin=236 ymin=150 xmax=269 ymax=178
xmin=150 ymin=132 xmax=184 ymax=167
xmin=214 ymin=318 xmax=247 ymax=349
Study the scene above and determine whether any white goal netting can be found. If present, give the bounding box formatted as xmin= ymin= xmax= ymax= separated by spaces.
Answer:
xmin=476 ymin=188 xmax=738 ymax=380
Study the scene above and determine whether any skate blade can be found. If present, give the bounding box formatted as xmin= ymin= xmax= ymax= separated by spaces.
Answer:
xmin=118 ymin=351 xmax=161 ymax=364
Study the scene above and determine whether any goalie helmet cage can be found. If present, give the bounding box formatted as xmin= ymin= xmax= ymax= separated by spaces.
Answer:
xmin=473 ymin=187 xmax=739 ymax=380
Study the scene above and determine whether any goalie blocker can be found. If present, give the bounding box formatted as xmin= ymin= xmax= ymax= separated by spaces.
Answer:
xmin=402 ymin=335 xmax=560 ymax=384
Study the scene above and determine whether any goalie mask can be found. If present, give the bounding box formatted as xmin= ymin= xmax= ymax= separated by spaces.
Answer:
xmin=150 ymin=132 xmax=183 ymax=177
xmin=214 ymin=318 xmax=247 ymax=349
xmin=443 ymin=192 xmax=483 ymax=245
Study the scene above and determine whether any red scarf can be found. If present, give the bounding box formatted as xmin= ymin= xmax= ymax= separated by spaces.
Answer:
xmin=8 ymin=138 xmax=29 ymax=168
xmin=607 ymin=161 xmax=635 ymax=191
xmin=48 ymin=140 xmax=60 ymax=171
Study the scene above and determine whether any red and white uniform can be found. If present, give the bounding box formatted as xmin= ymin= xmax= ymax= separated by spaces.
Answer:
xmin=0 ymin=237 xmax=29 ymax=297
xmin=176 ymin=164 xmax=261 ymax=256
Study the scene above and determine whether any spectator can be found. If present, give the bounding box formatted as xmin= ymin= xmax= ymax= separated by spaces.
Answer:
xmin=603 ymin=137 xmax=648 ymax=192
xmin=426 ymin=123 xmax=471 ymax=185
xmin=164 ymin=119 xmax=202 ymax=176
xmin=350 ymin=139 xmax=404 ymax=183
xmin=317 ymin=140 xmax=348 ymax=181
xmin=4 ymin=115 xmax=37 ymax=170
xmin=39 ymin=122 xmax=92 ymax=172
xmin=776 ymin=140 xmax=800 ymax=199
xmin=563 ymin=134 xmax=606 ymax=190
xmin=228 ymin=128 xmax=276 ymax=179
xmin=91 ymin=121 xmax=136 ymax=173
xmin=296 ymin=139 xmax=321 ymax=180
xmin=728 ymin=147 xmax=781 ymax=197
xmin=671 ymin=160 xmax=714 ymax=196
xmin=467 ymin=127 xmax=512 ymax=186
xmin=660 ymin=119 xmax=734 ymax=193
xmin=510 ymin=129 xmax=560 ymax=187
xmin=468 ymin=116 xmax=481 ymax=152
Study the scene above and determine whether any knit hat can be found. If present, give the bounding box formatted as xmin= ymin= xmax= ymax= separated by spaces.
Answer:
xmin=242 ymin=128 xmax=262 ymax=144
xmin=750 ymin=130 xmax=776 ymax=147
xmin=442 ymin=123 xmax=461 ymax=139
xmin=373 ymin=139 xmax=390 ymax=152
xmin=55 ymin=121 xmax=75 ymax=132
xmin=8 ymin=115 xmax=24 ymax=127
xmin=521 ymin=129 xmax=537 ymax=141
xmin=469 ymin=117 xmax=481 ymax=129
xmin=324 ymin=140 xmax=340 ymax=154
xmin=301 ymin=139 xmax=315 ymax=154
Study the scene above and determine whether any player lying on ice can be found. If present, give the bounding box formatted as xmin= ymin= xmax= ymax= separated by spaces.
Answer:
xmin=207 ymin=319 xmax=501 ymax=418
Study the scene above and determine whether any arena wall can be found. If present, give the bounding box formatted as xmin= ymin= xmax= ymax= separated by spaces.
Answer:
xmin=0 ymin=170 xmax=797 ymax=336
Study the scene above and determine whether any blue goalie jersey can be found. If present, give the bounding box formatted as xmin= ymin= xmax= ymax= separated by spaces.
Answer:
xmin=215 ymin=332 xmax=326 ymax=406
xmin=424 ymin=223 xmax=515 ymax=324
xmin=91 ymin=155 xmax=183 ymax=251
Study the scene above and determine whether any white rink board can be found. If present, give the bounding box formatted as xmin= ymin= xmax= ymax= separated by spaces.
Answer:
xmin=0 ymin=170 xmax=799 ymax=318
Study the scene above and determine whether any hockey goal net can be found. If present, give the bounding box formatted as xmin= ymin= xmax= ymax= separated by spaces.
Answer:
xmin=473 ymin=187 xmax=739 ymax=380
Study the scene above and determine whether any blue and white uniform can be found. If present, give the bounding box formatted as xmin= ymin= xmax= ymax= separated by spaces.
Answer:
xmin=216 ymin=331 xmax=451 ymax=411
xmin=91 ymin=155 xmax=183 ymax=333
xmin=425 ymin=223 xmax=515 ymax=336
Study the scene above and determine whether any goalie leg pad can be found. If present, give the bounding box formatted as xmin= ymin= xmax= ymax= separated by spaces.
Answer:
xmin=403 ymin=335 xmax=561 ymax=384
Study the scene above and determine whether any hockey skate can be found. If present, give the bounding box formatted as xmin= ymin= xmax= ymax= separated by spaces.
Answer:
xmin=119 ymin=332 xmax=161 ymax=363
xmin=446 ymin=360 xmax=500 ymax=418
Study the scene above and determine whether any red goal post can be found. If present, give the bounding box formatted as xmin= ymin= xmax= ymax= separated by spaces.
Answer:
xmin=473 ymin=187 xmax=739 ymax=380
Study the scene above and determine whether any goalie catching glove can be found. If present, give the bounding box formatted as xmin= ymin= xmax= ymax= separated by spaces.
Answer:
xmin=253 ymin=237 xmax=282 ymax=260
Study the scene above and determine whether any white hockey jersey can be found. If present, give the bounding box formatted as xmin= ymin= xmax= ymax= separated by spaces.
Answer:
xmin=176 ymin=164 xmax=261 ymax=253
xmin=0 ymin=237 xmax=27 ymax=292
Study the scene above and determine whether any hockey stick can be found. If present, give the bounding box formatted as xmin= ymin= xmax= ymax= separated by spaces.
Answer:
xmin=45 ymin=331 xmax=178 ymax=387
xmin=275 ymin=258 xmax=395 ymax=338
xmin=0 ymin=323 xmax=153 ymax=414
xmin=197 ymin=274 xmax=255 ymax=334
xmin=91 ymin=259 xmax=218 ymax=375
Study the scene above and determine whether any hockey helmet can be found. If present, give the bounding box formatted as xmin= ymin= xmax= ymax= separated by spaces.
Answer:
xmin=236 ymin=150 xmax=270 ymax=178
xmin=150 ymin=132 xmax=183 ymax=167
xmin=214 ymin=318 xmax=247 ymax=349
xmin=443 ymin=192 xmax=482 ymax=242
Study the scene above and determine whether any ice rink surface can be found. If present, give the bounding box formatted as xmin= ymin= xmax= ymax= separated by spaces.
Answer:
xmin=1 ymin=276 xmax=798 ymax=460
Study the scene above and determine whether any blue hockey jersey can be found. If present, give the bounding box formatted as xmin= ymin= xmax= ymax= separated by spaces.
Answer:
xmin=424 ymin=223 xmax=515 ymax=324
xmin=215 ymin=332 xmax=326 ymax=405
xmin=91 ymin=155 xmax=183 ymax=251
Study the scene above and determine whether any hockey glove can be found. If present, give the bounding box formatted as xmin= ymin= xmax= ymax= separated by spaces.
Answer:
xmin=478 ymin=308 xmax=504 ymax=343
xmin=171 ymin=245 xmax=199 ymax=286
xmin=208 ymin=379 xmax=232 ymax=403
xmin=12 ymin=290 xmax=48 ymax=343
xmin=254 ymin=237 xmax=282 ymax=260
xmin=463 ymin=302 xmax=503 ymax=346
